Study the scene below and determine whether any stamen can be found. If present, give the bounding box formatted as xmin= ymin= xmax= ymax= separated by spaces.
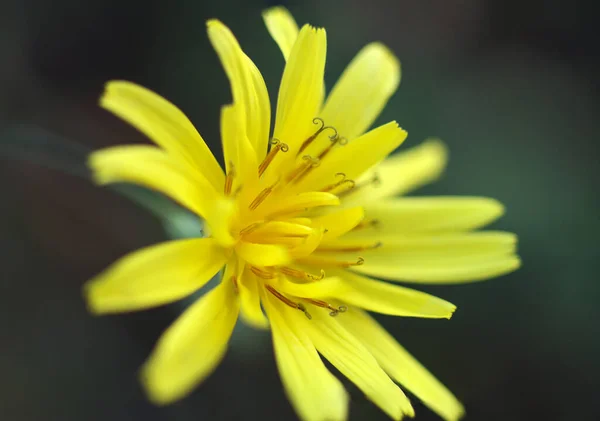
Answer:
xmin=231 ymin=275 xmax=239 ymax=294
xmin=316 ymin=136 xmax=347 ymax=161
xmin=352 ymin=219 xmax=380 ymax=231
xmin=224 ymin=162 xmax=235 ymax=195
xmin=338 ymin=172 xmax=381 ymax=198
xmin=342 ymin=257 xmax=365 ymax=267
xmin=287 ymin=155 xmax=320 ymax=184
xmin=266 ymin=285 xmax=312 ymax=319
xmin=249 ymin=180 xmax=279 ymax=210
xmin=239 ymin=221 xmax=265 ymax=236
xmin=317 ymin=242 xmax=382 ymax=253
xmin=250 ymin=266 xmax=276 ymax=279
xmin=297 ymin=118 xmax=338 ymax=156
xmin=279 ymin=267 xmax=326 ymax=281
xmin=321 ymin=172 xmax=356 ymax=193
xmin=259 ymin=139 xmax=289 ymax=177
xmin=304 ymin=299 xmax=347 ymax=317
xmin=299 ymin=256 xmax=365 ymax=269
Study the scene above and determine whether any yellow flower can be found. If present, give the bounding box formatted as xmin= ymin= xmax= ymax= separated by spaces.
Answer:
xmin=85 ymin=6 xmax=520 ymax=421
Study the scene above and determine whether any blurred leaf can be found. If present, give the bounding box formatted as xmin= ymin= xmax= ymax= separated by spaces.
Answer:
xmin=0 ymin=125 xmax=203 ymax=239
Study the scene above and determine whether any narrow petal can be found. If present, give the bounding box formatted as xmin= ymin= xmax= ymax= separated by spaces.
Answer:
xmin=207 ymin=20 xmax=271 ymax=159
xmin=354 ymin=248 xmax=521 ymax=284
xmin=263 ymin=291 xmax=349 ymax=421
xmin=262 ymin=191 xmax=340 ymax=218
xmin=262 ymin=6 xmax=299 ymax=60
xmin=298 ymin=121 xmax=407 ymax=193
xmin=312 ymin=207 xmax=365 ymax=242
xmin=236 ymin=241 xmax=290 ymax=267
xmin=319 ymin=43 xmax=400 ymax=141
xmin=85 ymin=238 xmax=227 ymax=314
xmin=89 ymin=145 xmax=218 ymax=219
xmin=238 ymin=265 xmax=269 ymax=329
xmin=351 ymin=231 xmax=519 ymax=284
xmin=100 ymin=81 xmax=224 ymax=191
xmin=276 ymin=270 xmax=455 ymax=319
xmin=357 ymin=231 xmax=518 ymax=258
xmin=346 ymin=139 xmax=447 ymax=205
xmin=273 ymin=25 xmax=326 ymax=153
xmin=298 ymin=309 xmax=414 ymax=420
xmin=220 ymin=104 xmax=259 ymax=199
xmin=339 ymin=309 xmax=465 ymax=421
xmin=142 ymin=279 xmax=239 ymax=404
xmin=347 ymin=197 xmax=505 ymax=237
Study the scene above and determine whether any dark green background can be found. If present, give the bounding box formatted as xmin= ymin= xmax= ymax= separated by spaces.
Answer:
xmin=1 ymin=0 xmax=598 ymax=420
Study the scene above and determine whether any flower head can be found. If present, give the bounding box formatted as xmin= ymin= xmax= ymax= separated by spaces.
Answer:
xmin=85 ymin=6 xmax=520 ymax=421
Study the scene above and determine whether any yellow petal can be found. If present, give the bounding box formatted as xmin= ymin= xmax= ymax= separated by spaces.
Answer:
xmin=298 ymin=309 xmax=414 ymax=420
xmin=297 ymin=121 xmax=407 ymax=193
xmin=289 ymin=228 xmax=324 ymax=260
xmin=262 ymin=191 xmax=340 ymax=219
xmin=207 ymin=20 xmax=271 ymax=160
xmin=202 ymin=196 xmax=238 ymax=247
xmin=263 ymin=291 xmax=349 ymax=421
xmin=347 ymin=197 xmax=504 ymax=237
xmin=339 ymin=309 xmax=465 ymax=421
xmin=355 ymin=237 xmax=521 ymax=284
xmin=245 ymin=221 xmax=314 ymax=239
xmin=359 ymin=231 xmax=518 ymax=259
xmin=141 ymin=279 xmax=239 ymax=404
xmin=262 ymin=6 xmax=299 ymax=60
xmin=276 ymin=270 xmax=455 ymax=319
xmin=238 ymin=265 xmax=269 ymax=329
xmin=89 ymin=145 xmax=218 ymax=219
xmin=236 ymin=241 xmax=290 ymax=267
xmin=272 ymin=25 xmax=326 ymax=154
xmin=85 ymin=238 xmax=227 ymax=314
xmin=220 ymin=104 xmax=259 ymax=200
xmin=312 ymin=206 xmax=365 ymax=242
xmin=100 ymin=81 xmax=224 ymax=191
xmin=319 ymin=43 xmax=400 ymax=141
xmin=347 ymin=139 xmax=447 ymax=205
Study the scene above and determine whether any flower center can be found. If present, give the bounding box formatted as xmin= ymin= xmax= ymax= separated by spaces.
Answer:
xmin=222 ymin=118 xmax=382 ymax=318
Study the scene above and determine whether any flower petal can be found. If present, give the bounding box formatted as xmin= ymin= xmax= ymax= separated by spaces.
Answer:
xmin=236 ymin=241 xmax=290 ymax=267
xmin=347 ymin=197 xmax=505 ymax=237
xmin=100 ymin=81 xmax=224 ymax=191
xmin=238 ymin=264 xmax=269 ymax=329
xmin=319 ymin=43 xmax=400 ymax=141
xmin=89 ymin=145 xmax=218 ymax=218
xmin=85 ymin=238 xmax=227 ymax=314
xmin=297 ymin=121 xmax=407 ymax=193
xmin=273 ymin=25 xmax=326 ymax=154
xmin=276 ymin=270 xmax=455 ymax=319
xmin=312 ymin=206 xmax=365 ymax=242
xmin=141 ymin=279 xmax=239 ymax=404
xmin=297 ymin=309 xmax=414 ymax=420
xmin=220 ymin=104 xmax=259 ymax=200
xmin=262 ymin=6 xmax=299 ymax=60
xmin=207 ymin=20 xmax=271 ymax=160
xmin=360 ymin=255 xmax=522 ymax=284
xmin=339 ymin=309 xmax=465 ymax=421
xmin=346 ymin=139 xmax=447 ymax=205
xmin=353 ymin=232 xmax=520 ymax=284
xmin=262 ymin=191 xmax=340 ymax=219
xmin=263 ymin=291 xmax=348 ymax=421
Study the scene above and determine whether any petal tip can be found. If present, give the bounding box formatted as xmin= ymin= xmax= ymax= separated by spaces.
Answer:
xmin=206 ymin=18 xmax=223 ymax=29
xmin=82 ymin=281 xmax=107 ymax=315
xmin=262 ymin=5 xmax=291 ymax=18
xmin=139 ymin=363 xmax=174 ymax=407
xmin=369 ymin=42 xmax=401 ymax=69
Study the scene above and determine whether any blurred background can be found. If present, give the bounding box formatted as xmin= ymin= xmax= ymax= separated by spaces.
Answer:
xmin=1 ymin=0 xmax=598 ymax=420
